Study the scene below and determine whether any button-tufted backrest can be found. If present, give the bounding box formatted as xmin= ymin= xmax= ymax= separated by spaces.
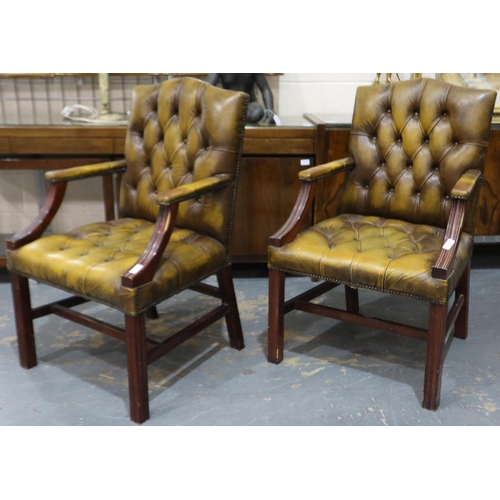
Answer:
xmin=341 ymin=78 xmax=496 ymax=233
xmin=119 ymin=77 xmax=248 ymax=248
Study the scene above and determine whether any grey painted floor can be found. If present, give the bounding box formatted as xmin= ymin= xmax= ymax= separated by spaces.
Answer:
xmin=1 ymin=247 xmax=500 ymax=426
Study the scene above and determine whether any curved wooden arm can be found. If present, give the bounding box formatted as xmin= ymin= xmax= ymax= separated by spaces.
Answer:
xmin=122 ymin=177 xmax=234 ymax=288
xmin=6 ymin=181 xmax=67 ymax=250
xmin=121 ymin=203 xmax=179 ymax=288
xmin=431 ymin=199 xmax=466 ymax=280
xmin=269 ymin=158 xmax=354 ymax=248
xmin=155 ymin=176 xmax=232 ymax=206
xmin=269 ymin=181 xmax=316 ymax=248
xmin=45 ymin=159 xmax=127 ymax=183
xmin=298 ymin=157 xmax=355 ymax=182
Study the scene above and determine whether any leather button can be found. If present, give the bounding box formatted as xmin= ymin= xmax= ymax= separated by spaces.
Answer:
xmin=365 ymin=185 xmax=369 ymax=189
xmin=454 ymin=142 xmax=459 ymax=146
xmin=408 ymin=164 xmax=412 ymax=169
xmin=390 ymin=188 xmax=394 ymax=192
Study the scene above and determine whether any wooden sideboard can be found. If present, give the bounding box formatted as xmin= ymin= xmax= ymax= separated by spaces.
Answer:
xmin=2 ymin=115 xmax=500 ymax=268
xmin=0 ymin=119 xmax=318 ymax=266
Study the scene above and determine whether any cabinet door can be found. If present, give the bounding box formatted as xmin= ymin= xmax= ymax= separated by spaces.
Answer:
xmin=232 ymin=156 xmax=314 ymax=262
xmin=476 ymin=129 xmax=500 ymax=237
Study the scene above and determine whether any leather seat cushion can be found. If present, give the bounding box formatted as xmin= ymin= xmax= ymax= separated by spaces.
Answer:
xmin=269 ymin=214 xmax=473 ymax=304
xmin=7 ymin=218 xmax=229 ymax=315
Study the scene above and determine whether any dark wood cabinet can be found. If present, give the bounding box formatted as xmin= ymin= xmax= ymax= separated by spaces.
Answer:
xmin=476 ymin=129 xmax=500 ymax=238
xmin=232 ymin=156 xmax=314 ymax=262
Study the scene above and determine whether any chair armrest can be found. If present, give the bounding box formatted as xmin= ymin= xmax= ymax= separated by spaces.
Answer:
xmin=269 ymin=157 xmax=354 ymax=247
xmin=450 ymin=169 xmax=482 ymax=199
xmin=269 ymin=181 xmax=316 ymax=247
xmin=122 ymin=176 xmax=233 ymax=288
xmin=298 ymin=157 xmax=355 ymax=182
xmin=121 ymin=203 xmax=179 ymax=288
xmin=155 ymin=176 xmax=232 ymax=206
xmin=44 ymin=159 xmax=127 ymax=183
xmin=7 ymin=182 xmax=67 ymax=250
xmin=432 ymin=169 xmax=483 ymax=279
xmin=431 ymin=199 xmax=466 ymax=280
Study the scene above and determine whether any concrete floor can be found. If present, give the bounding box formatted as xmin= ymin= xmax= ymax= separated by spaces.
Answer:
xmin=1 ymin=246 xmax=500 ymax=426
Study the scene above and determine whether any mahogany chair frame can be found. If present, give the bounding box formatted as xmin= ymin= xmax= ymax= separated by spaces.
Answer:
xmin=268 ymin=163 xmax=473 ymax=411
xmin=7 ymin=168 xmax=244 ymax=424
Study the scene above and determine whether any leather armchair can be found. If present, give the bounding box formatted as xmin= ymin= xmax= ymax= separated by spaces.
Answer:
xmin=7 ymin=77 xmax=249 ymax=423
xmin=268 ymin=78 xmax=496 ymax=410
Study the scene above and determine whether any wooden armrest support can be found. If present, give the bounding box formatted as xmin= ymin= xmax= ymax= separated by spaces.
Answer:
xmin=431 ymin=199 xmax=466 ymax=280
xmin=45 ymin=159 xmax=127 ymax=183
xmin=121 ymin=203 xmax=179 ymax=288
xmin=6 ymin=182 xmax=67 ymax=250
xmin=155 ymin=176 xmax=232 ymax=206
xmin=269 ymin=181 xmax=316 ymax=247
xmin=432 ymin=170 xmax=483 ymax=279
xmin=450 ymin=169 xmax=482 ymax=199
xmin=269 ymin=157 xmax=355 ymax=248
xmin=298 ymin=157 xmax=355 ymax=182
xmin=122 ymin=176 xmax=232 ymax=288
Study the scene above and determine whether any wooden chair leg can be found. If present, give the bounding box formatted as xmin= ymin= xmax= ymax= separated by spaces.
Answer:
xmin=145 ymin=306 xmax=159 ymax=320
xmin=10 ymin=272 xmax=37 ymax=369
xmin=423 ymin=302 xmax=448 ymax=410
xmin=345 ymin=285 xmax=359 ymax=314
xmin=125 ymin=314 xmax=150 ymax=424
xmin=268 ymin=268 xmax=285 ymax=364
xmin=217 ymin=265 xmax=244 ymax=350
xmin=454 ymin=261 xmax=470 ymax=340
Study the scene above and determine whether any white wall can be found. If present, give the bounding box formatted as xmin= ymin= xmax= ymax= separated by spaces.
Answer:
xmin=279 ymin=73 xmax=374 ymax=116
xmin=277 ymin=73 xmax=436 ymax=117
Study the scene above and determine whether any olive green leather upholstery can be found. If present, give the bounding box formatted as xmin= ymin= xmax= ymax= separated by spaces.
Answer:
xmin=7 ymin=77 xmax=249 ymax=423
xmin=7 ymin=78 xmax=248 ymax=316
xmin=269 ymin=214 xmax=473 ymax=303
xmin=269 ymin=77 xmax=496 ymax=412
xmin=10 ymin=220 xmax=229 ymax=315
xmin=119 ymin=79 xmax=245 ymax=247
xmin=269 ymin=78 xmax=496 ymax=303
xmin=340 ymin=78 xmax=493 ymax=234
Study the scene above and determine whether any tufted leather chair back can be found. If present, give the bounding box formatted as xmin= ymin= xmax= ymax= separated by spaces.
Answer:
xmin=119 ymin=77 xmax=248 ymax=248
xmin=341 ymin=78 xmax=496 ymax=233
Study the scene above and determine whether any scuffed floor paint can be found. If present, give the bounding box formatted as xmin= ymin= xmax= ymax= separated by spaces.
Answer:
xmin=0 ymin=270 xmax=499 ymax=425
